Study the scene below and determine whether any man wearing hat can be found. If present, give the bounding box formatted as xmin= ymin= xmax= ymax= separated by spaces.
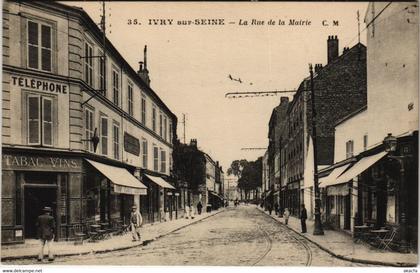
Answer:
xmin=36 ymin=206 xmax=55 ymax=262
xmin=130 ymin=205 xmax=143 ymax=242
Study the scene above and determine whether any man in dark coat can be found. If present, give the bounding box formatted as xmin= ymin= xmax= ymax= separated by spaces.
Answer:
xmin=300 ymin=204 xmax=307 ymax=233
xmin=36 ymin=207 xmax=55 ymax=262
xmin=197 ymin=201 xmax=203 ymax=215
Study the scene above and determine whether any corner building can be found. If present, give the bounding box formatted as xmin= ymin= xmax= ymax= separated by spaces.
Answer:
xmin=2 ymin=1 xmax=178 ymax=244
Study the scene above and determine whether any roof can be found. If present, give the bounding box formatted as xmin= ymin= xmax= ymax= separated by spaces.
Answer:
xmin=335 ymin=105 xmax=367 ymax=127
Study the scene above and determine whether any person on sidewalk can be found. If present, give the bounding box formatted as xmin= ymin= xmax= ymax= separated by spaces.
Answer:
xmin=130 ymin=205 xmax=143 ymax=242
xmin=197 ymin=201 xmax=203 ymax=215
xmin=300 ymin=204 xmax=307 ymax=233
xmin=36 ymin=206 xmax=55 ymax=262
xmin=268 ymin=203 xmax=273 ymax=215
xmin=283 ymin=208 xmax=290 ymax=225
xmin=274 ymin=202 xmax=279 ymax=216
xmin=189 ymin=203 xmax=195 ymax=219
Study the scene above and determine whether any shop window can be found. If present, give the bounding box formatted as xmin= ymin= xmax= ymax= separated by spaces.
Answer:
xmin=59 ymin=175 xmax=68 ymax=224
xmin=27 ymin=20 xmax=52 ymax=71
xmin=141 ymin=94 xmax=146 ymax=125
xmin=153 ymin=145 xmax=159 ymax=171
xmin=160 ymin=149 xmax=166 ymax=173
xmin=112 ymin=69 xmax=119 ymax=106
xmin=386 ymin=194 xmax=396 ymax=223
xmin=27 ymin=95 xmax=53 ymax=146
xmin=142 ymin=138 xmax=148 ymax=169
xmin=84 ymin=108 xmax=94 ymax=152
xmin=84 ymin=43 xmax=93 ymax=86
xmin=113 ymin=123 xmax=120 ymax=160
xmin=152 ymin=105 xmax=157 ymax=132
xmin=127 ymin=82 xmax=133 ymax=116
xmin=100 ymin=116 xmax=108 ymax=155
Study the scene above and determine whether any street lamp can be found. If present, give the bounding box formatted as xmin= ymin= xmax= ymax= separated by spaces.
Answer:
xmin=82 ymin=128 xmax=100 ymax=152
xmin=383 ymin=133 xmax=410 ymax=253
xmin=309 ymin=64 xmax=324 ymax=235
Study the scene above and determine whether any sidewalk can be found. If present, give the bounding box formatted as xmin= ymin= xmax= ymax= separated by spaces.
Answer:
xmin=1 ymin=209 xmax=224 ymax=262
xmin=257 ymin=206 xmax=417 ymax=267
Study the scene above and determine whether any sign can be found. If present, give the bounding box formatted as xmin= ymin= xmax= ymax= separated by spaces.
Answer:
xmin=124 ymin=132 xmax=140 ymax=156
xmin=15 ymin=229 xmax=23 ymax=238
xmin=11 ymin=76 xmax=68 ymax=94
xmin=114 ymin=184 xmax=147 ymax=195
xmin=167 ymin=192 xmax=173 ymax=196
xmin=2 ymin=154 xmax=80 ymax=172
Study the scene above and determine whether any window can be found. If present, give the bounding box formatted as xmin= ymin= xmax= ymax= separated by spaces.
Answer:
xmin=112 ymin=69 xmax=119 ymax=105
xmin=160 ymin=149 xmax=166 ymax=173
xmin=141 ymin=94 xmax=146 ymax=125
xmin=27 ymin=20 xmax=52 ymax=71
xmin=163 ymin=116 xmax=167 ymax=141
xmin=84 ymin=43 xmax=93 ymax=86
xmin=27 ymin=95 xmax=53 ymax=146
xmin=159 ymin=112 xmax=163 ymax=137
xmin=346 ymin=140 xmax=354 ymax=159
xmin=113 ymin=123 xmax=119 ymax=159
xmin=152 ymin=106 xmax=156 ymax=132
xmin=142 ymin=138 xmax=148 ymax=168
xmin=363 ymin=135 xmax=368 ymax=151
xmin=100 ymin=116 xmax=108 ymax=155
xmin=84 ymin=108 xmax=94 ymax=151
xmin=127 ymin=83 xmax=133 ymax=116
xmin=98 ymin=51 xmax=105 ymax=93
xmin=169 ymin=122 xmax=173 ymax=144
xmin=153 ymin=145 xmax=159 ymax=171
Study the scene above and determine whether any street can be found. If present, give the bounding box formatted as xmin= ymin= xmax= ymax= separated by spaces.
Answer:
xmin=8 ymin=206 xmax=370 ymax=266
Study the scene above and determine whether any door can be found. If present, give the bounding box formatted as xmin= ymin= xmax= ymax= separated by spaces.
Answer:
xmin=24 ymin=186 xmax=57 ymax=239
xmin=344 ymin=194 xmax=351 ymax=230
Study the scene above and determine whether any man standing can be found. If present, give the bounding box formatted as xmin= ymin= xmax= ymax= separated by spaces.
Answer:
xmin=130 ymin=205 xmax=143 ymax=242
xmin=300 ymin=204 xmax=307 ymax=233
xmin=36 ymin=207 xmax=55 ymax=262
xmin=197 ymin=201 xmax=203 ymax=215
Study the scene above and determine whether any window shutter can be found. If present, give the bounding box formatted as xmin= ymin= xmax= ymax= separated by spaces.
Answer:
xmin=42 ymin=97 xmax=53 ymax=146
xmin=101 ymin=117 xmax=108 ymax=155
xmin=28 ymin=96 xmax=40 ymax=144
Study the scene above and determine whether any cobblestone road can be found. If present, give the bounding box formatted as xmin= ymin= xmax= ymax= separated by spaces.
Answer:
xmin=10 ymin=206 xmax=371 ymax=266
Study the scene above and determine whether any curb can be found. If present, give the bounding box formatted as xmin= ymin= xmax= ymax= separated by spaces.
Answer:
xmin=257 ymin=207 xmax=417 ymax=267
xmin=2 ymin=209 xmax=225 ymax=262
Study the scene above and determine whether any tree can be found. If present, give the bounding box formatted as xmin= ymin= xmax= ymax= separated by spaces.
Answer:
xmin=228 ymin=158 xmax=262 ymax=201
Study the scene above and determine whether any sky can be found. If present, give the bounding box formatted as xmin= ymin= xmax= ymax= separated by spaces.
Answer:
xmin=66 ymin=2 xmax=368 ymax=171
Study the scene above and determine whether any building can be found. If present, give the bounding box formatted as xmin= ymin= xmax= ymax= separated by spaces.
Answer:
xmin=2 ymin=1 xmax=178 ymax=244
xmin=266 ymin=97 xmax=289 ymax=210
xmin=319 ymin=2 xmax=418 ymax=251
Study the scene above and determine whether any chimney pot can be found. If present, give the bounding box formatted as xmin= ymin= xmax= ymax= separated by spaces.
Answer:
xmin=327 ymin=35 xmax=339 ymax=64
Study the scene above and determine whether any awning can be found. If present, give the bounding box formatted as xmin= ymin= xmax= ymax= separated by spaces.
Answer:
xmin=208 ymin=191 xmax=223 ymax=200
xmin=335 ymin=151 xmax=388 ymax=184
xmin=319 ymin=164 xmax=351 ymax=188
xmin=145 ymin=174 xmax=176 ymax=189
xmin=86 ymin=159 xmax=147 ymax=195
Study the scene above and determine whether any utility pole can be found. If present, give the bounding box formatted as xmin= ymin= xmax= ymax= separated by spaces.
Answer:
xmin=309 ymin=64 xmax=324 ymax=235
xmin=183 ymin=114 xmax=186 ymax=144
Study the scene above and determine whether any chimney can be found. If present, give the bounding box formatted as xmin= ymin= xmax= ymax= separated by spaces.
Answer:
xmin=190 ymin=139 xmax=197 ymax=147
xmin=137 ymin=45 xmax=151 ymax=86
xmin=343 ymin=46 xmax=350 ymax=54
xmin=314 ymin=64 xmax=323 ymax=73
xmin=280 ymin=96 xmax=289 ymax=104
xmin=327 ymin=35 xmax=339 ymax=64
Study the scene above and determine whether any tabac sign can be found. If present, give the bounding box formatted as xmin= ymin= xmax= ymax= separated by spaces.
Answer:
xmin=2 ymin=154 xmax=81 ymax=172
xmin=11 ymin=76 xmax=68 ymax=94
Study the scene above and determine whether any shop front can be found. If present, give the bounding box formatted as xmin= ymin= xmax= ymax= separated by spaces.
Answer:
xmin=2 ymin=149 xmax=83 ymax=244
xmin=143 ymin=174 xmax=176 ymax=222
xmin=286 ymin=182 xmax=300 ymax=216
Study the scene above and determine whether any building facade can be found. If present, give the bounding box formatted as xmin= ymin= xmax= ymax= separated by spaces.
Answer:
xmin=2 ymin=1 xmax=178 ymax=244
xmin=319 ymin=2 xmax=418 ymax=251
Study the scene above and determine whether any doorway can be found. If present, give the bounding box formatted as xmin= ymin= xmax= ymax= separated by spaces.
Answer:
xmin=24 ymin=186 xmax=57 ymax=239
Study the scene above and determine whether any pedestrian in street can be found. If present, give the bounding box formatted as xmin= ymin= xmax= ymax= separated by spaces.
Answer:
xmin=300 ymin=204 xmax=307 ymax=233
xmin=130 ymin=205 xmax=143 ymax=242
xmin=283 ymin=208 xmax=290 ymax=225
xmin=36 ymin=206 xmax=55 ymax=262
xmin=197 ymin=201 xmax=203 ymax=215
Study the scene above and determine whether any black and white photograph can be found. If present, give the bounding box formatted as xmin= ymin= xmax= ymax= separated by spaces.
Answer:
xmin=1 ymin=0 xmax=418 ymax=271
